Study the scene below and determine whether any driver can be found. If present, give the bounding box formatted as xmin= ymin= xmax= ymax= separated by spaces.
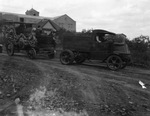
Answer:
xmin=29 ymin=28 xmax=37 ymax=40
xmin=103 ymin=34 xmax=114 ymax=43
xmin=96 ymin=35 xmax=101 ymax=43
xmin=28 ymin=28 xmax=37 ymax=47
xmin=96 ymin=34 xmax=106 ymax=43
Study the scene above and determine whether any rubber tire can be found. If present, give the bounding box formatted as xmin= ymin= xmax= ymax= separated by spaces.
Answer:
xmin=60 ymin=50 xmax=74 ymax=65
xmin=6 ymin=42 xmax=14 ymax=56
xmin=27 ymin=48 xmax=36 ymax=59
xmin=106 ymin=55 xmax=123 ymax=71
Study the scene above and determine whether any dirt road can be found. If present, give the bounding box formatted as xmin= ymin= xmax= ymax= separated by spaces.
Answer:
xmin=0 ymin=53 xmax=150 ymax=116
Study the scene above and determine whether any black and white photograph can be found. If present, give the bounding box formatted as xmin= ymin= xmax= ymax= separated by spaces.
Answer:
xmin=0 ymin=0 xmax=150 ymax=116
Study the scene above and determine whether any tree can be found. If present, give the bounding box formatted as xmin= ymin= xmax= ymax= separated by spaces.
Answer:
xmin=127 ymin=35 xmax=150 ymax=67
xmin=131 ymin=35 xmax=150 ymax=52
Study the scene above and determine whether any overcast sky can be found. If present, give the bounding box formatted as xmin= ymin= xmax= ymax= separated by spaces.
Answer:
xmin=0 ymin=0 xmax=150 ymax=39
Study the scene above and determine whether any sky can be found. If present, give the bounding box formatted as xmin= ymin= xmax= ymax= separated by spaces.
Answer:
xmin=0 ymin=0 xmax=150 ymax=39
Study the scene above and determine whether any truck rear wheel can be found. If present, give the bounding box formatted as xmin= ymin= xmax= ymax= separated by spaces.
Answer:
xmin=60 ymin=50 xmax=74 ymax=65
xmin=106 ymin=55 xmax=122 ymax=71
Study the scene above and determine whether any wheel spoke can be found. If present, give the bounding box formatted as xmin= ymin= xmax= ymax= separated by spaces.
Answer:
xmin=107 ymin=55 xmax=122 ymax=70
xmin=60 ymin=50 xmax=74 ymax=65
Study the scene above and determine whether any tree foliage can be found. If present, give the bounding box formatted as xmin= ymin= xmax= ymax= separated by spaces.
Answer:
xmin=127 ymin=35 xmax=150 ymax=68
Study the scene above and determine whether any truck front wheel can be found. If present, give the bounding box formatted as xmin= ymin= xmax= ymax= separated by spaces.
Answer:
xmin=60 ymin=50 xmax=74 ymax=65
xmin=106 ymin=55 xmax=122 ymax=71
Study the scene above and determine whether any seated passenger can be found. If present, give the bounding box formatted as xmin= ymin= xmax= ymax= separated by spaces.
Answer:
xmin=15 ymin=24 xmax=25 ymax=35
xmin=28 ymin=28 xmax=37 ymax=47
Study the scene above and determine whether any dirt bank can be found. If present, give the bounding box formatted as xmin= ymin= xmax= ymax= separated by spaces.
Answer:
xmin=0 ymin=53 xmax=150 ymax=116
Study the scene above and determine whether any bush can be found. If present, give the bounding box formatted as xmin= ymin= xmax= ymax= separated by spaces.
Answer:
xmin=126 ymin=35 xmax=150 ymax=68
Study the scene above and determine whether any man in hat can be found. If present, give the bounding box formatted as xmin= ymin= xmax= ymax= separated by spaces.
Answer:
xmin=28 ymin=28 xmax=37 ymax=47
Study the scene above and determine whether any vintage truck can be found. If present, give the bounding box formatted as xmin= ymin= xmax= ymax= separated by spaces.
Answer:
xmin=60 ymin=29 xmax=131 ymax=70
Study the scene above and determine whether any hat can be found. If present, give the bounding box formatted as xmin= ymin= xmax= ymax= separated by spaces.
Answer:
xmin=32 ymin=28 xmax=36 ymax=32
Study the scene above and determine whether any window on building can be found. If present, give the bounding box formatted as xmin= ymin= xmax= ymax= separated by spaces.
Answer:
xmin=65 ymin=17 xmax=67 ymax=21
xmin=62 ymin=23 xmax=64 ymax=28
xmin=59 ymin=23 xmax=64 ymax=28
xmin=20 ymin=18 xmax=24 ymax=22
xmin=68 ymin=24 xmax=71 ymax=28
xmin=68 ymin=24 xmax=73 ymax=29
xmin=59 ymin=23 xmax=61 ymax=27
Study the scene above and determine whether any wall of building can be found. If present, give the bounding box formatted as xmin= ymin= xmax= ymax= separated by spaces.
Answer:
xmin=26 ymin=9 xmax=39 ymax=16
xmin=0 ymin=13 xmax=2 ymax=20
xmin=53 ymin=15 xmax=76 ymax=32
xmin=2 ymin=13 xmax=19 ymax=22
xmin=22 ymin=17 xmax=41 ymax=23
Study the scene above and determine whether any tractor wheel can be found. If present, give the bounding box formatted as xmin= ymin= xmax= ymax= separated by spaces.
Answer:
xmin=60 ymin=50 xmax=74 ymax=65
xmin=6 ymin=42 xmax=14 ymax=56
xmin=106 ymin=55 xmax=122 ymax=71
xmin=74 ymin=53 xmax=85 ymax=64
xmin=27 ymin=48 xmax=36 ymax=59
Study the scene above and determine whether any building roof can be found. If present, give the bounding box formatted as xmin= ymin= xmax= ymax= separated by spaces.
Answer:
xmin=49 ymin=14 xmax=76 ymax=22
xmin=36 ymin=19 xmax=60 ymax=31
xmin=50 ymin=15 xmax=63 ymax=20
xmin=0 ymin=11 xmax=42 ymax=20
xmin=93 ymin=29 xmax=116 ymax=35
xmin=0 ymin=11 xmax=76 ymax=22
xmin=26 ymin=8 xmax=39 ymax=13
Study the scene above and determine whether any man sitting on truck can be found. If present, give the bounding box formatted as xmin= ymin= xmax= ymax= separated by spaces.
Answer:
xmin=96 ymin=33 xmax=115 ymax=53
xmin=96 ymin=33 xmax=113 ymax=43
xmin=28 ymin=28 xmax=37 ymax=47
xmin=96 ymin=35 xmax=101 ymax=43
xmin=95 ymin=33 xmax=105 ymax=43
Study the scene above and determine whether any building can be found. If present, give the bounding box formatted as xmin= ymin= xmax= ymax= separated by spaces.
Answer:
xmin=0 ymin=11 xmax=42 ymax=24
xmin=25 ymin=8 xmax=39 ymax=16
xmin=0 ymin=13 xmax=2 ymax=20
xmin=0 ymin=8 xmax=76 ymax=32
xmin=50 ymin=14 xmax=76 ymax=32
xmin=35 ymin=19 xmax=60 ymax=35
xmin=1 ymin=13 xmax=18 ymax=22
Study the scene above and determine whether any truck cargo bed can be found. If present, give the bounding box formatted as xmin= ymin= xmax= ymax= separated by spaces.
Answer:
xmin=63 ymin=35 xmax=92 ymax=52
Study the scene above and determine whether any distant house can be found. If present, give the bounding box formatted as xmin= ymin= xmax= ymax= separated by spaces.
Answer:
xmin=25 ymin=8 xmax=39 ymax=16
xmin=35 ymin=19 xmax=60 ymax=35
xmin=51 ymin=14 xmax=76 ymax=32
